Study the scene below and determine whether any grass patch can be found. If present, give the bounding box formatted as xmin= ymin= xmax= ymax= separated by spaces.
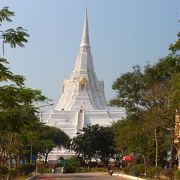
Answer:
xmin=41 ymin=167 xmax=52 ymax=173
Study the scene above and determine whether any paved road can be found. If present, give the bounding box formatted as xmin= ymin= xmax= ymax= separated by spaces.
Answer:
xmin=34 ymin=172 xmax=129 ymax=180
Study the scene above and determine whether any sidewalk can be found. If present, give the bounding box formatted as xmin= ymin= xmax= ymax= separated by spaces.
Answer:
xmin=26 ymin=175 xmax=39 ymax=180
xmin=113 ymin=173 xmax=147 ymax=180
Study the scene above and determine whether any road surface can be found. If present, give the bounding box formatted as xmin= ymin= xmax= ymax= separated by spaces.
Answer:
xmin=34 ymin=172 xmax=129 ymax=180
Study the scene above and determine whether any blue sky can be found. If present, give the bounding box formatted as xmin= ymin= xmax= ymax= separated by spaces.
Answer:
xmin=1 ymin=0 xmax=180 ymax=106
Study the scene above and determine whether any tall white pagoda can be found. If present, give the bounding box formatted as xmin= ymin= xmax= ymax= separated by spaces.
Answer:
xmin=41 ymin=9 xmax=125 ymax=159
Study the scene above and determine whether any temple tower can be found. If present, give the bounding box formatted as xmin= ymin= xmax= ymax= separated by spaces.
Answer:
xmin=41 ymin=9 xmax=125 ymax=159
xmin=55 ymin=8 xmax=107 ymax=111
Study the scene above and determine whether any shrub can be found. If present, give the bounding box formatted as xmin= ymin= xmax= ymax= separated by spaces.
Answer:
xmin=71 ymin=156 xmax=85 ymax=167
xmin=146 ymin=166 xmax=162 ymax=178
xmin=16 ymin=165 xmax=23 ymax=176
xmin=160 ymin=169 xmax=174 ymax=179
xmin=41 ymin=167 xmax=52 ymax=173
xmin=21 ymin=163 xmax=36 ymax=175
xmin=132 ymin=164 xmax=145 ymax=176
xmin=0 ymin=166 xmax=8 ymax=178
xmin=8 ymin=168 xmax=17 ymax=179
xmin=174 ymin=170 xmax=180 ymax=180
xmin=122 ymin=165 xmax=133 ymax=174
xmin=0 ymin=166 xmax=8 ymax=175
xmin=63 ymin=158 xmax=80 ymax=173
xmin=146 ymin=166 xmax=155 ymax=177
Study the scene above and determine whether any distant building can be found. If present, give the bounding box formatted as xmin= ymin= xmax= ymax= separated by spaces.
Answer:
xmin=41 ymin=9 xmax=125 ymax=160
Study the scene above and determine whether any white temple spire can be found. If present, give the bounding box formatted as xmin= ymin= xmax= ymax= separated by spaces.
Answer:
xmin=80 ymin=8 xmax=90 ymax=47
xmin=55 ymin=8 xmax=108 ymax=111
xmin=41 ymin=8 xmax=125 ymax=152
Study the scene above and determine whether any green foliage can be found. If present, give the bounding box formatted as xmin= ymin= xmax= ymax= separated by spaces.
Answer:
xmin=110 ymin=57 xmax=179 ymax=115
xmin=174 ymin=170 xmax=180 ymax=180
xmin=0 ymin=57 xmax=25 ymax=85
xmin=112 ymin=114 xmax=159 ymax=167
xmin=37 ymin=125 xmax=70 ymax=162
xmin=132 ymin=164 xmax=145 ymax=175
xmin=0 ymin=166 xmax=8 ymax=177
xmin=0 ymin=6 xmax=29 ymax=53
xmin=122 ymin=165 xmax=133 ymax=175
xmin=122 ymin=164 xmax=145 ymax=176
xmin=8 ymin=168 xmax=17 ymax=179
xmin=63 ymin=158 xmax=80 ymax=173
xmin=0 ymin=7 xmax=14 ymax=23
xmin=146 ymin=166 xmax=156 ymax=178
xmin=3 ymin=27 xmax=29 ymax=48
xmin=110 ymin=65 xmax=144 ymax=113
xmin=110 ymin=29 xmax=180 ymax=168
xmin=20 ymin=163 xmax=36 ymax=175
xmin=146 ymin=166 xmax=162 ymax=178
xmin=0 ymin=6 xmax=51 ymax=170
xmin=40 ymin=167 xmax=52 ymax=173
xmin=169 ymin=32 xmax=180 ymax=54
xmin=71 ymin=125 xmax=115 ymax=164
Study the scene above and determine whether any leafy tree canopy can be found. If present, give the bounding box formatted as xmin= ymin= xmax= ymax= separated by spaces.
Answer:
xmin=71 ymin=124 xmax=115 ymax=165
xmin=110 ymin=26 xmax=180 ymax=168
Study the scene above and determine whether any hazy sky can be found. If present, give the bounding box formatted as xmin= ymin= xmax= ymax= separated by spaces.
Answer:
xmin=1 ymin=0 xmax=180 ymax=107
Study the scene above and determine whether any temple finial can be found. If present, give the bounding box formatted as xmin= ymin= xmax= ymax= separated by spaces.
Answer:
xmin=80 ymin=8 xmax=90 ymax=47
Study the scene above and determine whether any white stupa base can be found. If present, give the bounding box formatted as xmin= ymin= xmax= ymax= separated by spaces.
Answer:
xmin=41 ymin=109 xmax=125 ymax=138
xmin=47 ymin=147 xmax=75 ymax=160
xmin=41 ymin=109 xmax=125 ymax=160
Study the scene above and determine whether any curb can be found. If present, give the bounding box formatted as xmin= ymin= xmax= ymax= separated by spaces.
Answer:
xmin=26 ymin=175 xmax=39 ymax=180
xmin=113 ymin=173 xmax=147 ymax=180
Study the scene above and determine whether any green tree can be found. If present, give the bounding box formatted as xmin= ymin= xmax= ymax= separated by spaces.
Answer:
xmin=71 ymin=125 xmax=115 ymax=166
xmin=110 ymin=32 xmax=180 ymax=168
xmin=0 ymin=86 xmax=47 ymax=167
xmin=0 ymin=6 xmax=29 ymax=54
xmin=37 ymin=126 xmax=70 ymax=163
xmin=112 ymin=114 xmax=150 ymax=172
xmin=109 ymin=65 xmax=144 ymax=114
xmin=0 ymin=6 xmax=49 ymax=171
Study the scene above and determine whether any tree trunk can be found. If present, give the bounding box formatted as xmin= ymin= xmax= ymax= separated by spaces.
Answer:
xmin=178 ymin=150 xmax=180 ymax=170
xmin=88 ymin=159 xmax=91 ymax=169
xmin=30 ymin=143 xmax=32 ymax=163
xmin=155 ymin=127 xmax=158 ymax=167
xmin=8 ymin=152 xmax=12 ymax=168
xmin=170 ymin=130 xmax=175 ymax=168
xmin=142 ymin=155 xmax=147 ymax=176
xmin=0 ymin=149 xmax=2 ymax=166
xmin=0 ymin=136 xmax=8 ymax=166
xmin=7 ymin=152 xmax=12 ymax=180
xmin=15 ymin=155 xmax=20 ymax=170
xmin=7 ymin=132 xmax=15 ymax=168
xmin=44 ymin=152 xmax=49 ymax=163
xmin=45 ymin=155 xmax=48 ymax=163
